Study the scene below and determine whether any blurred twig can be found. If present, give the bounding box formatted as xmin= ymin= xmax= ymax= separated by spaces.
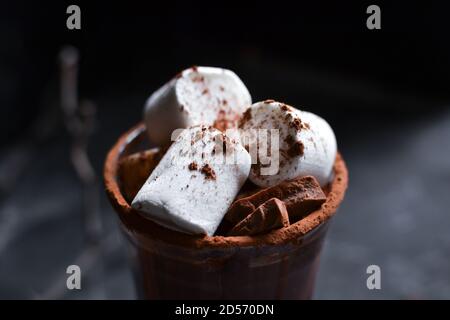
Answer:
xmin=59 ymin=46 xmax=102 ymax=244
xmin=1 ymin=46 xmax=110 ymax=300
xmin=36 ymin=46 xmax=108 ymax=300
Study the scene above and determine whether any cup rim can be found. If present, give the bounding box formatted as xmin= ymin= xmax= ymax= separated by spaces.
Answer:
xmin=104 ymin=123 xmax=349 ymax=249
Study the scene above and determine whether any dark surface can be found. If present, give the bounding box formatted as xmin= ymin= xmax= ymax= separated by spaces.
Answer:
xmin=317 ymin=108 xmax=450 ymax=299
xmin=1 ymin=1 xmax=450 ymax=299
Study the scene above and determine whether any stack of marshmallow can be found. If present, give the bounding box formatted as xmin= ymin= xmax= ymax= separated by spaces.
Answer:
xmin=131 ymin=66 xmax=336 ymax=236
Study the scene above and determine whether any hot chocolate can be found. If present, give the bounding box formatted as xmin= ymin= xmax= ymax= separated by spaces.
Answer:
xmin=104 ymin=66 xmax=348 ymax=299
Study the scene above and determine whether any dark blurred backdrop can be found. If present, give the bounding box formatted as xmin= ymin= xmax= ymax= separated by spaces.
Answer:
xmin=3 ymin=1 xmax=450 ymax=144
xmin=1 ymin=1 xmax=450 ymax=299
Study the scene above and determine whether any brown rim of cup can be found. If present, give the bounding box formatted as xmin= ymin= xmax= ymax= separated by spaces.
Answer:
xmin=104 ymin=123 xmax=349 ymax=249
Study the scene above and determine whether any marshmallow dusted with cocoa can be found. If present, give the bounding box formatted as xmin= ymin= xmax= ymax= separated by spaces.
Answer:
xmin=239 ymin=100 xmax=337 ymax=187
xmin=131 ymin=125 xmax=251 ymax=236
xmin=144 ymin=66 xmax=251 ymax=146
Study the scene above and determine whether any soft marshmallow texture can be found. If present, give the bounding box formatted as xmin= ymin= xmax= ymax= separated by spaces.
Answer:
xmin=132 ymin=126 xmax=251 ymax=236
xmin=144 ymin=66 xmax=251 ymax=146
xmin=239 ymin=101 xmax=337 ymax=187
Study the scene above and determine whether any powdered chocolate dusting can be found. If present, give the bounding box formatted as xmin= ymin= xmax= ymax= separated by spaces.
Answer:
xmin=290 ymin=118 xmax=302 ymax=131
xmin=188 ymin=162 xmax=198 ymax=171
xmin=201 ymin=164 xmax=216 ymax=180
xmin=280 ymin=104 xmax=289 ymax=111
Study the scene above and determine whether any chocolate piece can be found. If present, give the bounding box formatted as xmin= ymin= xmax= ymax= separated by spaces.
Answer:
xmin=225 ymin=175 xmax=326 ymax=224
xmin=234 ymin=180 xmax=261 ymax=200
xmin=118 ymin=148 xmax=163 ymax=202
xmin=228 ymin=198 xmax=289 ymax=236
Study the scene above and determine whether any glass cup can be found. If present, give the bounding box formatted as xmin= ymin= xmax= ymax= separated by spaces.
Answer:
xmin=104 ymin=124 xmax=348 ymax=299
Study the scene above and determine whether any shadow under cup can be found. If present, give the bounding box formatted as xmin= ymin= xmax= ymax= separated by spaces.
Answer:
xmin=104 ymin=124 xmax=348 ymax=299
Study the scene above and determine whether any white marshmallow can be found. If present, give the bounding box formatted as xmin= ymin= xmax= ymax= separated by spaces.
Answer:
xmin=239 ymin=100 xmax=337 ymax=187
xmin=144 ymin=66 xmax=252 ymax=146
xmin=131 ymin=126 xmax=251 ymax=236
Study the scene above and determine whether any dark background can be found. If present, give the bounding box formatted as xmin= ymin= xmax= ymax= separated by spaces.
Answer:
xmin=1 ymin=1 xmax=449 ymax=299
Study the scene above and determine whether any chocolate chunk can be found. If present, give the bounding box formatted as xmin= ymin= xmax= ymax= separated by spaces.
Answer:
xmin=228 ymin=198 xmax=289 ymax=236
xmin=225 ymin=175 xmax=326 ymax=224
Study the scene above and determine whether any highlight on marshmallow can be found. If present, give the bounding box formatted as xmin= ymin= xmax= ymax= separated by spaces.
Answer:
xmin=144 ymin=66 xmax=252 ymax=146
xmin=238 ymin=100 xmax=337 ymax=187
